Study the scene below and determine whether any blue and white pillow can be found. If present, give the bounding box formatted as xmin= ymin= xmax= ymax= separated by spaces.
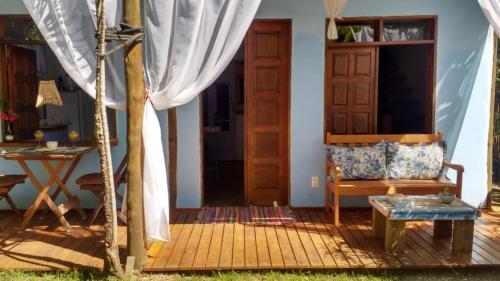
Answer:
xmin=351 ymin=142 xmax=387 ymax=179
xmin=325 ymin=145 xmax=353 ymax=179
xmin=325 ymin=142 xmax=387 ymax=179
xmin=386 ymin=141 xmax=446 ymax=179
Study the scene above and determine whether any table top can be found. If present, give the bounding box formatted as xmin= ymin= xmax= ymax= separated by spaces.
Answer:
xmin=369 ymin=195 xmax=479 ymax=221
xmin=0 ymin=146 xmax=93 ymax=160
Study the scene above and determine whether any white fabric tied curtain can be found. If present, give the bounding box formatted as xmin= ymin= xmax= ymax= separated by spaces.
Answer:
xmin=478 ymin=0 xmax=500 ymax=36
xmin=23 ymin=0 xmax=261 ymax=241
xmin=323 ymin=0 xmax=349 ymax=40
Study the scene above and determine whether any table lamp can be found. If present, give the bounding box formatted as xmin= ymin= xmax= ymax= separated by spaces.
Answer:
xmin=36 ymin=80 xmax=63 ymax=108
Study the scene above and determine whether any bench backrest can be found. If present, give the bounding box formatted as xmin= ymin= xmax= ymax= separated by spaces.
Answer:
xmin=325 ymin=133 xmax=443 ymax=147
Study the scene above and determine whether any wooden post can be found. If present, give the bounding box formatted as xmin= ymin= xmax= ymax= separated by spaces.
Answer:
xmin=123 ymin=0 xmax=148 ymax=269
xmin=95 ymin=0 xmax=123 ymax=276
xmin=168 ymin=108 xmax=177 ymax=209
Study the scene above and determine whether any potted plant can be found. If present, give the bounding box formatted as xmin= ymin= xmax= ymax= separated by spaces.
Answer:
xmin=439 ymin=184 xmax=456 ymax=204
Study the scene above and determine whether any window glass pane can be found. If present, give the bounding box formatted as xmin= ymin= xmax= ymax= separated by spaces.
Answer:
xmin=334 ymin=24 xmax=375 ymax=43
xmin=4 ymin=18 xmax=43 ymax=41
xmin=383 ymin=20 xmax=433 ymax=41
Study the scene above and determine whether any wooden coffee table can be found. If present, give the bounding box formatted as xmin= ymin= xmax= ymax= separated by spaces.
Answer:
xmin=369 ymin=195 xmax=478 ymax=254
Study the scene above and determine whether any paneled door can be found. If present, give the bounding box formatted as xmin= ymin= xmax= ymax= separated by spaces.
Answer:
xmin=245 ymin=20 xmax=290 ymax=206
xmin=325 ymin=47 xmax=376 ymax=135
xmin=6 ymin=45 xmax=38 ymax=141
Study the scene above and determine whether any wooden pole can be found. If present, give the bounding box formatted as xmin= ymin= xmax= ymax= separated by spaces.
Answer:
xmin=123 ymin=0 xmax=148 ymax=269
xmin=95 ymin=0 xmax=123 ymax=276
xmin=168 ymin=108 xmax=177 ymax=209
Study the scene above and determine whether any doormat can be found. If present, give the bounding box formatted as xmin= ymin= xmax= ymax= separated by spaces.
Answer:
xmin=195 ymin=206 xmax=296 ymax=225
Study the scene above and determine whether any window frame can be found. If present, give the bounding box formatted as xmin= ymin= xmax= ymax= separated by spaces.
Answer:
xmin=0 ymin=15 xmax=119 ymax=146
xmin=324 ymin=15 xmax=437 ymax=137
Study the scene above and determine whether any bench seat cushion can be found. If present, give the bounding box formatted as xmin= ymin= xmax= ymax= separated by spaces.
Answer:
xmin=335 ymin=179 xmax=454 ymax=196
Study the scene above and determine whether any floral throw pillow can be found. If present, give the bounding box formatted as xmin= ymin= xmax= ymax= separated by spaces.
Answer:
xmin=386 ymin=141 xmax=446 ymax=179
xmin=351 ymin=142 xmax=387 ymax=179
xmin=325 ymin=145 xmax=353 ymax=179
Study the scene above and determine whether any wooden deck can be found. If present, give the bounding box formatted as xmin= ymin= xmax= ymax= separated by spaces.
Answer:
xmin=1 ymin=209 xmax=500 ymax=271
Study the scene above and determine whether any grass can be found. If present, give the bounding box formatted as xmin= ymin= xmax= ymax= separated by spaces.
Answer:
xmin=1 ymin=269 xmax=500 ymax=281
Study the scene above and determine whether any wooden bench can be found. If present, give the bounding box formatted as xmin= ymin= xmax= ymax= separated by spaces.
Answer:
xmin=325 ymin=133 xmax=464 ymax=226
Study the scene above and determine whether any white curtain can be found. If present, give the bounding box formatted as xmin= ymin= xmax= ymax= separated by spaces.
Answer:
xmin=323 ymin=0 xmax=349 ymax=40
xmin=23 ymin=0 xmax=261 ymax=241
xmin=479 ymin=0 xmax=500 ymax=36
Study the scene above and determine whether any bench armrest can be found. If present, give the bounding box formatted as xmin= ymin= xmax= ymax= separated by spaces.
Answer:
xmin=443 ymin=160 xmax=463 ymax=198
xmin=443 ymin=160 xmax=464 ymax=173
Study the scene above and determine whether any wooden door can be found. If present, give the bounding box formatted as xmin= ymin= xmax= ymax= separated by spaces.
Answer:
xmin=245 ymin=20 xmax=290 ymax=206
xmin=6 ymin=45 xmax=38 ymax=141
xmin=325 ymin=47 xmax=376 ymax=135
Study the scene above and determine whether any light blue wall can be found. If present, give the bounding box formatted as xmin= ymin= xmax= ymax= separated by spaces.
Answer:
xmin=0 ymin=0 xmax=128 ymax=210
xmin=1 ymin=0 xmax=493 ymax=209
xmin=175 ymin=0 xmax=494 ymax=208
xmin=0 ymin=0 xmax=26 ymax=14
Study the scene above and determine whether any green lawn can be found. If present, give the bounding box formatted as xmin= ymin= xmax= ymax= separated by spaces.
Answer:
xmin=1 ymin=269 xmax=500 ymax=281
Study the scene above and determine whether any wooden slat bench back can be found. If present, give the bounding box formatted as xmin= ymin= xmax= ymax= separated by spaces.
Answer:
xmin=326 ymin=132 xmax=443 ymax=146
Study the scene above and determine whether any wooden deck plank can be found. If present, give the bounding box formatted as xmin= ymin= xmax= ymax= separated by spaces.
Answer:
xmin=335 ymin=212 xmax=377 ymax=268
xmin=205 ymin=223 xmax=224 ymax=270
xmin=306 ymin=211 xmax=349 ymax=268
xmin=296 ymin=211 xmax=335 ymax=268
xmin=294 ymin=210 xmax=323 ymax=268
xmin=151 ymin=212 xmax=188 ymax=269
xmin=178 ymin=221 xmax=204 ymax=270
xmin=165 ymin=212 xmax=198 ymax=270
xmin=264 ymin=225 xmax=284 ymax=268
xmin=283 ymin=221 xmax=310 ymax=267
xmin=191 ymin=223 xmax=214 ymax=270
xmin=219 ymin=223 xmax=234 ymax=269
xmin=244 ymin=224 xmax=258 ymax=268
xmin=317 ymin=211 xmax=364 ymax=268
xmin=274 ymin=224 xmax=297 ymax=268
xmin=254 ymin=225 xmax=271 ymax=269
xmin=232 ymin=223 xmax=245 ymax=269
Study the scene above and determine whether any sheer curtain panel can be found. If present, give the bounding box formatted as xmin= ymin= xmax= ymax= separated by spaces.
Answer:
xmin=479 ymin=0 xmax=500 ymax=36
xmin=323 ymin=0 xmax=349 ymax=40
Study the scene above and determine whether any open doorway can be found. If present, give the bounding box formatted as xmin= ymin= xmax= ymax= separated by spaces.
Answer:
xmin=202 ymin=45 xmax=245 ymax=206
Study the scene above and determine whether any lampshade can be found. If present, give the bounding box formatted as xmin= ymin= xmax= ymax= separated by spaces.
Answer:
xmin=36 ymin=80 xmax=63 ymax=107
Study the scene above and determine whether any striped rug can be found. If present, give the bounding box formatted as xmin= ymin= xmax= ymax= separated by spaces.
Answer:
xmin=195 ymin=206 xmax=296 ymax=225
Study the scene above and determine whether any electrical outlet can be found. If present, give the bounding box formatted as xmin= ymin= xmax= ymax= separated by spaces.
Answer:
xmin=311 ymin=176 xmax=320 ymax=188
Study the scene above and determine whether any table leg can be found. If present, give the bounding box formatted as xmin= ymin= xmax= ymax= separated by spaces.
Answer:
xmin=17 ymin=160 xmax=72 ymax=232
xmin=452 ymin=220 xmax=475 ymax=254
xmin=42 ymin=159 xmax=87 ymax=220
xmin=48 ymin=154 xmax=82 ymax=201
xmin=385 ymin=219 xmax=406 ymax=252
xmin=434 ymin=220 xmax=453 ymax=238
xmin=372 ymin=208 xmax=386 ymax=238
